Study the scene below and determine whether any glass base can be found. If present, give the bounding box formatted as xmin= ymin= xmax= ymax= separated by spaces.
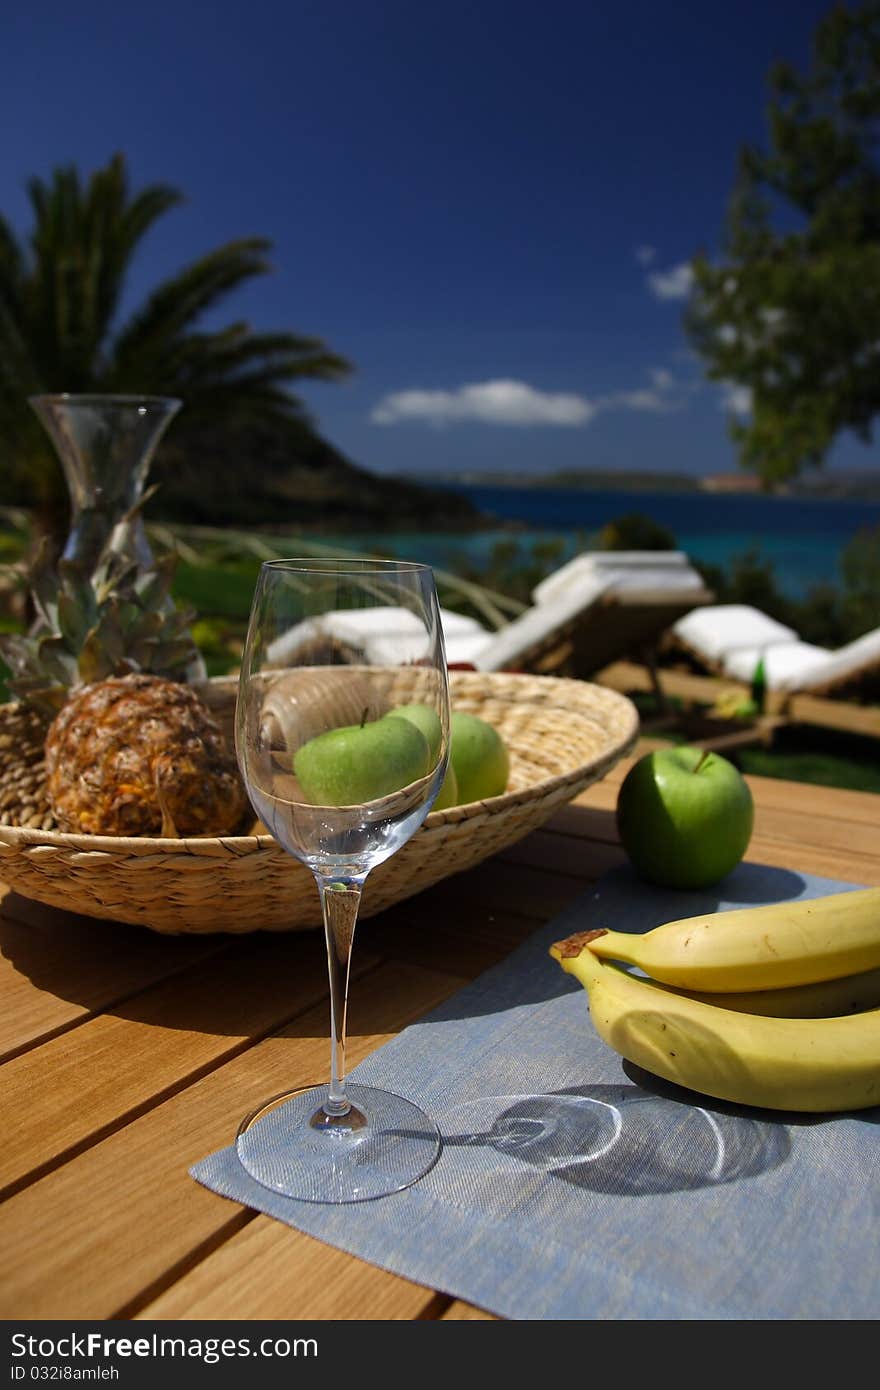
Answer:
xmin=235 ymin=1082 xmax=441 ymax=1204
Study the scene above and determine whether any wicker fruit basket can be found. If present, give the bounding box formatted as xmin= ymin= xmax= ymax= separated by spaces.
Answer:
xmin=0 ymin=671 xmax=638 ymax=934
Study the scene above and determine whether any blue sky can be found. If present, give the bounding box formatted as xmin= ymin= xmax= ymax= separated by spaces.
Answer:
xmin=3 ymin=0 xmax=870 ymax=480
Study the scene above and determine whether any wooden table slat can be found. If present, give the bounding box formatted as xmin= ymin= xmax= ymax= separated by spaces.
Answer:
xmin=0 ymin=961 xmax=466 ymax=1320
xmin=0 ymin=935 xmax=379 ymax=1198
xmin=135 ymin=1214 xmax=439 ymax=1322
xmin=517 ymin=820 xmax=880 ymax=890
xmin=440 ymin=1301 xmax=496 ymax=1320
xmin=0 ymin=889 xmax=235 ymax=1062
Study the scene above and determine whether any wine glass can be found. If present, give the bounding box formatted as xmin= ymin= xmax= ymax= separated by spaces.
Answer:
xmin=234 ymin=558 xmax=451 ymax=1203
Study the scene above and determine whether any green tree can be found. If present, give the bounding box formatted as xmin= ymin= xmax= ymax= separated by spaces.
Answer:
xmin=840 ymin=523 xmax=880 ymax=634
xmin=687 ymin=2 xmax=880 ymax=486
xmin=597 ymin=512 xmax=677 ymax=551
xmin=0 ymin=153 xmax=350 ymax=541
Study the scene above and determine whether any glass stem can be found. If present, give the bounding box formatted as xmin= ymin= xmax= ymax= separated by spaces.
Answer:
xmin=316 ymin=874 xmax=364 ymax=1117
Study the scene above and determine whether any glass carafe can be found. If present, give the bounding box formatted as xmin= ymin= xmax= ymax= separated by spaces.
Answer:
xmin=28 ymin=393 xmax=181 ymax=572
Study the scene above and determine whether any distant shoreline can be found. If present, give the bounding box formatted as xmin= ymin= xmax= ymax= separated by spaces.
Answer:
xmin=393 ymin=469 xmax=880 ymax=503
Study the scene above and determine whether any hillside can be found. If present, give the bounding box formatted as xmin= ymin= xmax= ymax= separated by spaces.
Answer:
xmin=147 ymin=419 xmax=484 ymax=531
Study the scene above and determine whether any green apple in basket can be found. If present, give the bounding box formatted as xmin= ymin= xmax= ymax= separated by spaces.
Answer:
xmin=448 ymin=710 xmax=510 ymax=804
xmin=386 ymin=704 xmax=458 ymax=808
xmin=385 ymin=702 xmax=510 ymax=809
xmin=294 ymin=714 xmax=432 ymax=806
xmin=616 ymin=746 xmax=754 ymax=889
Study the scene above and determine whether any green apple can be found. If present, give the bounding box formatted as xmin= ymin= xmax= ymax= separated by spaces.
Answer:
xmin=449 ymin=710 xmax=509 ymax=804
xmin=616 ymin=746 xmax=754 ymax=890
xmin=386 ymin=702 xmax=459 ymax=809
xmin=293 ymin=717 xmax=430 ymax=806
xmin=386 ymin=702 xmax=442 ymax=761
xmin=432 ymin=760 xmax=458 ymax=810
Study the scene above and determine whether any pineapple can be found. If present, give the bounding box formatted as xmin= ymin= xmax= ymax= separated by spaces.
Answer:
xmin=45 ymin=674 xmax=248 ymax=837
xmin=0 ymin=522 xmax=246 ymax=836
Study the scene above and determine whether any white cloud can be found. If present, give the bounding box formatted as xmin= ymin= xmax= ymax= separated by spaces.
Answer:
xmin=600 ymin=366 xmax=683 ymax=414
xmin=649 ymin=367 xmax=674 ymax=391
xmin=371 ymin=379 xmax=596 ymax=428
xmin=635 ymin=244 xmax=656 ymax=266
xmin=647 ymin=262 xmax=695 ymax=301
xmin=720 ymin=383 xmax=752 ymax=417
xmin=608 ymin=388 xmax=680 ymax=413
xmin=371 ymin=366 xmax=695 ymax=429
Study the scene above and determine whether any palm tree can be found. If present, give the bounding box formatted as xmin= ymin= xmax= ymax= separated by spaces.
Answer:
xmin=0 ymin=152 xmax=351 ymax=543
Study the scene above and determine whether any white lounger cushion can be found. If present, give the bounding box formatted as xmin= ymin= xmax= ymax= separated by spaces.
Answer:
xmin=673 ymin=604 xmax=798 ymax=665
xmin=724 ymin=627 xmax=880 ymax=692
xmin=472 ymin=574 xmax=612 ymax=672
xmin=267 ymin=605 xmax=489 ymax=667
xmin=814 ymin=627 xmax=880 ymax=689
xmin=368 ymin=625 xmax=496 ymax=667
xmin=269 ymin=580 xmax=623 ymax=673
xmin=442 ymin=629 xmax=498 ymax=666
xmin=723 ymin=641 xmax=831 ymax=689
xmin=534 ymin=551 xmax=706 ymax=606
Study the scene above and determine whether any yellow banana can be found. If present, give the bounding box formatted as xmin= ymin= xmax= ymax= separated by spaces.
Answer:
xmin=583 ymin=886 xmax=880 ymax=992
xmin=656 ymin=964 xmax=880 ymax=1018
xmin=550 ymin=933 xmax=880 ymax=1113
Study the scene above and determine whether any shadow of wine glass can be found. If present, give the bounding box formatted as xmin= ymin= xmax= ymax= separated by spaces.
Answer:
xmin=439 ymin=1084 xmax=791 ymax=1196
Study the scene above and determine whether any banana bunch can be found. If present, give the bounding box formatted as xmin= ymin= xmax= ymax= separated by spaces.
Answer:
xmin=550 ymin=887 xmax=880 ymax=1113
xmin=653 ymin=965 xmax=880 ymax=1019
xmin=584 ymin=888 xmax=880 ymax=991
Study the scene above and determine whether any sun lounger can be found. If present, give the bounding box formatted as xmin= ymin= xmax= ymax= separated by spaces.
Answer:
xmin=673 ymin=604 xmax=880 ymax=695
xmin=470 ymin=572 xmax=612 ymax=672
xmin=473 ymin=551 xmax=712 ymax=676
xmin=533 ymin=550 xmax=711 ymax=604
xmin=723 ymin=628 xmax=880 ymax=693
xmin=266 ymin=553 xmax=713 ymax=681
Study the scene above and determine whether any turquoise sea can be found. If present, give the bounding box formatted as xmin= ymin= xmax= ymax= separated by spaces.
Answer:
xmin=325 ymin=485 xmax=880 ymax=599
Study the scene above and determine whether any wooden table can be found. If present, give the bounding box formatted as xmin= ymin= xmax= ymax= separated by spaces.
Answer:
xmin=1 ymin=758 xmax=878 ymax=1322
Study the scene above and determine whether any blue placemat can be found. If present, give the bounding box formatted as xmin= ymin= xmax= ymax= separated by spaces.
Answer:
xmin=192 ymin=863 xmax=880 ymax=1320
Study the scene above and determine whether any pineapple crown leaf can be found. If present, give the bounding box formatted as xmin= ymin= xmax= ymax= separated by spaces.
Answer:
xmin=0 ymin=631 xmax=38 ymax=678
xmin=3 ymin=675 xmax=69 ymax=718
xmin=34 ymin=636 xmax=80 ymax=687
xmin=152 ymin=639 xmax=202 ymax=669
xmin=57 ymin=559 xmax=99 ymax=611
xmin=29 ymin=540 xmax=62 ymax=633
xmin=91 ymin=555 xmax=141 ymax=603
xmin=57 ymin=588 xmax=94 ymax=651
xmin=133 ymin=553 xmax=176 ymax=608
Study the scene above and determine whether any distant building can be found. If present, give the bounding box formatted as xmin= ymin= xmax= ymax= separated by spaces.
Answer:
xmin=699 ymin=472 xmax=764 ymax=493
